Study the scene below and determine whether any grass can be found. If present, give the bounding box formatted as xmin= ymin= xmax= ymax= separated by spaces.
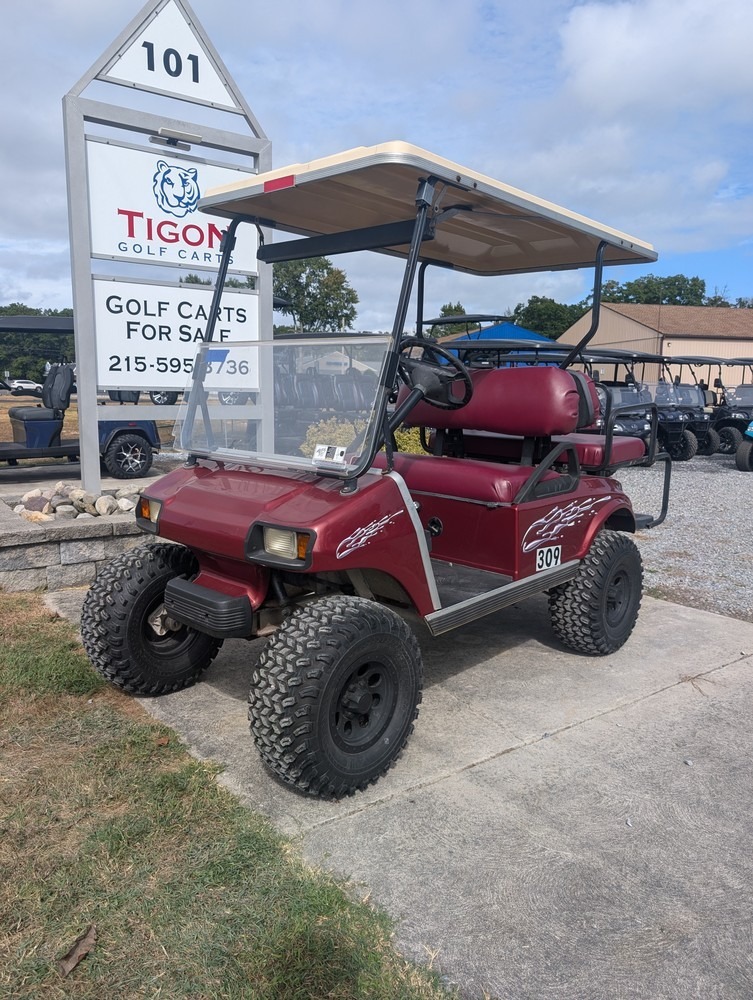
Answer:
xmin=0 ymin=592 xmax=453 ymax=1000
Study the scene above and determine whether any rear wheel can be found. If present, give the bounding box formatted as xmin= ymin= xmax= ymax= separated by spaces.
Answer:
xmin=735 ymin=439 xmax=753 ymax=472
xmin=149 ymin=390 xmax=179 ymax=405
xmin=668 ymin=429 xmax=698 ymax=461
xmin=81 ymin=543 xmax=222 ymax=694
xmin=696 ymin=427 xmax=720 ymax=456
xmin=103 ymin=433 xmax=153 ymax=478
xmin=218 ymin=391 xmax=249 ymax=405
xmin=718 ymin=426 xmax=744 ymax=455
xmin=249 ymin=596 xmax=422 ymax=798
xmin=548 ymin=529 xmax=643 ymax=655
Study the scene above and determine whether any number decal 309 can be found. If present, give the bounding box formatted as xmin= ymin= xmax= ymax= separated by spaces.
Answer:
xmin=535 ymin=545 xmax=562 ymax=571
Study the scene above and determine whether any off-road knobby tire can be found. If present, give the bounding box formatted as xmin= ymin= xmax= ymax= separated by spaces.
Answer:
xmin=668 ymin=429 xmax=698 ymax=462
xmin=548 ymin=529 xmax=643 ymax=656
xmin=735 ymin=439 xmax=753 ymax=472
xmin=718 ymin=426 xmax=744 ymax=455
xmin=696 ymin=427 xmax=720 ymax=456
xmin=249 ymin=596 xmax=422 ymax=798
xmin=102 ymin=433 xmax=154 ymax=478
xmin=80 ymin=543 xmax=222 ymax=694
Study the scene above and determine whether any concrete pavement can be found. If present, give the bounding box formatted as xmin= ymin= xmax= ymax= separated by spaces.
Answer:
xmin=45 ymin=586 xmax=753 ymax=999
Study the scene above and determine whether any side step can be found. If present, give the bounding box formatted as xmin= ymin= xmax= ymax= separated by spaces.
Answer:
xmin=424 ymin=560 xmax=579 ymax=636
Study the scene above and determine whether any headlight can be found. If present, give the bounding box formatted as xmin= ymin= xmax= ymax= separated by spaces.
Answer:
xmin=613 ymin=422 xmax=624 ymax=432
xmin=681 ymin=413 xmax=690 ymax=421
xmin=732 ymin=411 xmax=747 ymax=420
xmin=137 ymin=496 xmax=162 ymax=531
xmin=263 ymin=526 xmax=311 ymax=560
xmin=643 ymin=423 xmax=651 ymax=432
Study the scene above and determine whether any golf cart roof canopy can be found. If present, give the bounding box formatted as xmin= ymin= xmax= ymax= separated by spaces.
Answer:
xmin=199 ymin=141 xmax=657 ymax=277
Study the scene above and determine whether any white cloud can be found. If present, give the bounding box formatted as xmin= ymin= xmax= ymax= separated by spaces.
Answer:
xmin=560 ymin=0 xmax=753 ymax=120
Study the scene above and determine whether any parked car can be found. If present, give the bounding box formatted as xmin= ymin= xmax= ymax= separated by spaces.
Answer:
xmin=8 ymin=378 xmax=43 ymax=394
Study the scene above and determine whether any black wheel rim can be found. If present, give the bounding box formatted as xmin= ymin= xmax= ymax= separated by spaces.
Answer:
xmin=331 ymin=660 xmax=398 ymax=753
xmin=605 ymin=567 xmax=630 ymax=628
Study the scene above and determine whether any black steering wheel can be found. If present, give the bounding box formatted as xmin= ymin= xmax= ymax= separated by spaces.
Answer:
xmin=397 ymin=337 xmax=474 ymax=410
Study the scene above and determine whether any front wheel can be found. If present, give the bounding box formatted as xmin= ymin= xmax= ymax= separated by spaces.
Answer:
xmin=249 ymin=596 xmax=423 ymax=798
xmin=668 ymin=429 xmax=698 ymax=461
xmin=548 ymin=529 xmax=643 ymax=655
xmin=718 ymin=426 xmax=744 ymax=455
xmin=81 ymin=543 xmax=222 ymax=694
xmin=735 ymin=439 xmax=753 ymax=472
xmin=696 ymin=427 xmax=720 ymax=456
xmin=103 ymin=433 xmax=153 ymax=478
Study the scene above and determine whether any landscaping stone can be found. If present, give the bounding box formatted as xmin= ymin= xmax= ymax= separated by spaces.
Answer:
xmin=94 ymin=495 xmax=120 ymax=516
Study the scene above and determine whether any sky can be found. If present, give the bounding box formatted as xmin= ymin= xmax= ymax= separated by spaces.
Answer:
xmin=1 ymin=0 xmax=752 ymax=331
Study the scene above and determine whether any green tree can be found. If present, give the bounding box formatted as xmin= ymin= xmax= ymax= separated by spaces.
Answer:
xmin=273 ymin=258 xmax=358 ymax=332
xmin=425 ymin=301 xmax=469 ymax=337
xmin=512 ymin=296 xmax=587 ymax=340
xmin=0 ymin=303 xmax=74 ymax=381
xmin=602 ymin=273 xmax=706 ymax=306
xmin=704 ymin=287 xmax=732 ymax=307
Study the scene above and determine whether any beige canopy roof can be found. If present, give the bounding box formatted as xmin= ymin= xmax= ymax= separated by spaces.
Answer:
xmin=199 ymin=141 xmax=657 ymax=277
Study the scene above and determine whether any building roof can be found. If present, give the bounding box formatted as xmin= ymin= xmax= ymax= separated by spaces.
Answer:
xmin=603 ymin=304 xmax=753 ymax=339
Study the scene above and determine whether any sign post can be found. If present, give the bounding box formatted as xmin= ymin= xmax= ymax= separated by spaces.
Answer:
xmin=63 ymin=0 xmax=271 ymax=492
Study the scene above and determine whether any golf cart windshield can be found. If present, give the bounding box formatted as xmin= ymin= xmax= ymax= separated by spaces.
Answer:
xmin=174 ymin=336 xmax=390 ymax=477
xmin=642 ymin=382 xmax=704 ymax=407
xmin=728 ymin=384 xmax=753 ymax=405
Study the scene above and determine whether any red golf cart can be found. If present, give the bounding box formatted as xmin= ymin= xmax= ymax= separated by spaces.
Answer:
xmin=81 ymin=142 xmax=668 ymax=798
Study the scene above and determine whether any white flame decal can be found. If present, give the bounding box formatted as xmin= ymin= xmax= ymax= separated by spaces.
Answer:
xmin=336 ymin=511 xmax=404 ymax=559
xmin=522 ymin=497 xmax=610 ymax=553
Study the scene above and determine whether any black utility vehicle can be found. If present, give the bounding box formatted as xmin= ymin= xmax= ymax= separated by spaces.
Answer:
xmin=711 ymin=360 xmax=753 ymax=454
xmin=0 ymin=365 xmax=160 ymax=478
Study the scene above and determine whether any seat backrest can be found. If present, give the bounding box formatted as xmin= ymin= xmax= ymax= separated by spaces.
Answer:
xmin=42 ymin=364 xmax=75 ymax=411
xmin=570 ymin=370 xmax=599 ymax=428
xmin=335 ymin=372 xmax=366 ymax=411
xmin=401 ymin=366 xmax=582 ymax=437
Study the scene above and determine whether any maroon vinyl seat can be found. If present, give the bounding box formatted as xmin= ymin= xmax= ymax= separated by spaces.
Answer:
xmin=400 ymin=365 xmax=647 ymax=472
xmin=370 ymin=451 xmax=560 ymax=504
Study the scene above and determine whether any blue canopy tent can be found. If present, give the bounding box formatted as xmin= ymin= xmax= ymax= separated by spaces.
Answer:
xmin=443 ymin=321 xmax=553 ymax=344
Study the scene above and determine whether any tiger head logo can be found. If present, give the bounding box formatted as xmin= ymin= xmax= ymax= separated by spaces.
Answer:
xmin=152 ymin=160 xmax=200 ymax=218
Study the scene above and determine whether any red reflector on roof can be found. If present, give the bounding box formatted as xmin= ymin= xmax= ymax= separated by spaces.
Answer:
xmin=263 ymin=174 xmax=295 ymax=193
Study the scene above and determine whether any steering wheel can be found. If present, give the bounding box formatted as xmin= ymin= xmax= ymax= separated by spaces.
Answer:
xmin=397 ymin=337 xmax=474 ymax=410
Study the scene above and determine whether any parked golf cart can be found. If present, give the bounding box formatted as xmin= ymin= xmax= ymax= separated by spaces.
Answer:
xmin=0 ymin=365 xmax=160 ymax=478
xmin=81 ymin=141 xmax=667 ymax=799
xmin=587 ymin=349 xmax=702 ymax=461
xmin=710 ymin=359 xmax=753 ymax=455
xmin=736 ymin=415 xmax=753 ymax=472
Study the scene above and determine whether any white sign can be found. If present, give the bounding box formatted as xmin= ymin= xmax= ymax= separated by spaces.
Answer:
xmin=101 ymin=0 xmax=238 ymax=110
xmin=93 ymin=278 xmax=259 ymax=389
xmin=86 ymin=140 xmax=257 ymax=271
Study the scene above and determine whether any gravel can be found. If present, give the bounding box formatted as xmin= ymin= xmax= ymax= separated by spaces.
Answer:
xmin=615 ymin=453 xmax=753 ymax=623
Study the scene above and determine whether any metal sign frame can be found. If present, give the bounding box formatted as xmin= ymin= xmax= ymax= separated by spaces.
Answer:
xmin=63 ymin=0 xmax=271 ymax=492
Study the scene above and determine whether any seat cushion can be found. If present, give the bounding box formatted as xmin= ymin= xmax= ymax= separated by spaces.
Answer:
xmin=553 ymin=433 xmax=646 ymax=468
xmin=371 ymin=452 xmax=559 ymax=504
xmin=9 ymin=406 xmax=58 ymax=421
